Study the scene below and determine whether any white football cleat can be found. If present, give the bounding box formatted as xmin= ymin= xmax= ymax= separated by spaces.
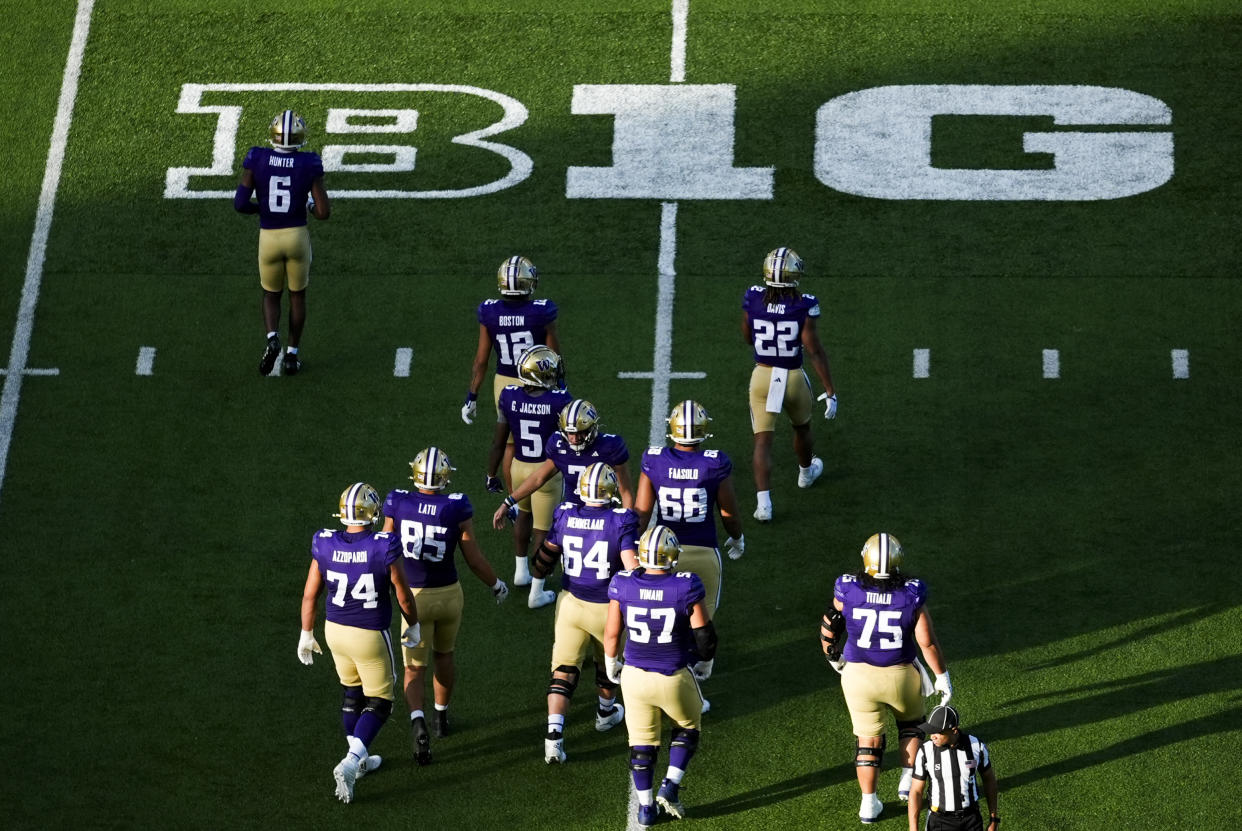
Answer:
xmin=528 ymin=589 xmax=556 ymax=609
xmin=356 ymin=754 xmax=381 ymax=778
xmin=859 ymin=793 xmax=883 ymax=823
xmin=595 ymin=703 xmax=625 ymax=732
xmin=700 ymin=697 xmax=711 ymax=714
xmin=333 ymin=754 xmax=360 ymax=804
xmin=753 ymin=504 xmax=772 ymax=522
xmin=544 ymin=734 xmax=566 ymax=764
xmin=898 ymin=767 xmax=913 ymax=801
xmin=797 ymin=456 xmax=824 ymax=488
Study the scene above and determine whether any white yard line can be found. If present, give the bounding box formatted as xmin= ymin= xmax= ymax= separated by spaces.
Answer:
xmin=1171 ymin=348 xmax=1189 ymax=379
xmin=1042 ymin=348 xmax=1060 ymax=379
xmin=670 ymin=0 xmax=689 ymax=83
xmin=135 ymin=346 xmax=156 ymax=376
xmin=646 ymin=201 xmax=680 ymax=449
xmin=0 ymin=0 xmax=94 ymax=504
xmin=394 ymin=347 xmax=413 ymax=378
xmin=913 ymin=348 xmax=930 ymax=379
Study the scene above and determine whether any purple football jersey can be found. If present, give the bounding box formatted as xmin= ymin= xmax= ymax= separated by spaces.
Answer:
xmin=383 ymin=490 xmax=474 ymax=589
xmin=242 ymin=146 xmax=324 ymax=230
xmin=546 ymin=503 xmax=638 ymax=602
xmin=545 ymin=431 xmax=630 ymax=505
xmin=476 ymin=298 xmax=558 ymax=378
xmin=608 ymin=569 xmax=706 ymax=675
xmin=834 ymin=574 xmax=928 ymax=666
xmin=499 ymin=385 xmax=573 ymax=464
xmin=640 ymin=446 xmax=732 ymax=548
xmin=742 ymin=285 xmax=821 ymax=369
xmin=310 ymin=528 xmax=400 ymax=630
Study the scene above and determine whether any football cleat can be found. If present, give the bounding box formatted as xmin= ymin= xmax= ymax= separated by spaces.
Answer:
xmin=413 ymin=716 xmax=432 ymax=766
xmin=334 ymin=482 xmax=381 ymax=527
xmin=753 ymin=503 xmax=772 ymax=522
xmin=516 ymin=345 xmax=564 ymax=390
xmin=558 ymin=399 xmax=600 ymax=452
xmin=666 ymin=400 xmax=713 ymax=445
xmin=763 ymin=246 xmax=803 ymax=288
xmin=595 ymin=702 xmax=624 ymax=732
xmin=269 ymin=109 xmax=307 ymax=151
xmin=281 ymin=351 xmax=301 ymax=376
xmin=637 ymin=525 xmax=681 ymax=571
xmin=410 ymin=446 xmax=455 ymax=491
xmin=859 ymin=793 xmax=883 ymax=823
xmin=637 ymin=803 xmax=660 ymax=828
xmin=544 ymin=731 xmax=566 ymax=764
xmin=434 ymin=710 xmax=450 ymax=739
xmin=797 ymin=456 xmax=823 ymax=488
xmin=657 ymin=779 xmax=686 ymax=820
xmin=259 ymin=334 xmax=281 ymax=376
xmin=860 ymin=532 xmax=903 ymax=579
xmin=356 ymin=754 xmax=381 ymax=778
xmin=333 ymin=754 xmax=359 ymax=803
xmin=497 ymin=255 xmax=538 ymax=296
xmin=578 ymin=462 xmax=620 ymax=506
xmin=528 ymin=589 xmax=556 ymax=609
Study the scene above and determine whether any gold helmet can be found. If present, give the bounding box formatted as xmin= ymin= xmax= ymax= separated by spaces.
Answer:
xmin=335 ymin=482 xmax=381 ymax=527
xmin=666 ymin=400 xmax=713 ymax=445
xmin=269 ymin=109 xmax=307 ymax=151
xmin=861 ymin=532 xmax=904 ymax=579
xmin=638 ymin=525 xmax=681 ymax=570
xmin=409 ymin=446 xmax=454 ymax=491
xmin=558 ymin=399 xmax=600 ymax=452
xmin=497 ymin=255 xmax=538 ymax=296
xmin=763 ymin=246 xmax=803 ymax=288
xmin=516 ymin=345 xmax=564 ymax=390
xmin=577 ymin=462 xmax=619 ymax=506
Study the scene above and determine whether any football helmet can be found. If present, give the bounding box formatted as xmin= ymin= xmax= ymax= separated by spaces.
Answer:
xmin=269 ymin=110 xmax=307 ymax=151
xmin=516 ymin=345 xmax=564 ymax=390
xmin=577 ymin=462 xmax=619 ymax=506
xmin=861 ymin=532 xmax=904 ymax=579
xmin=637 ymin=525 xmax=681 ymax=570
xmin=763 ymin=246 xmax=803 ymax=288
xmin=335 ymin=482 xmax=381 ymax=527
xmin=558 ymin=399 xmax=599 ymax=452
xmin=666 ymin=400 xmax=713 ymax=445
xmin=497 ymin=255 xmax=538 ymax=296
xmin=410 ymin=446 xmax=454 ymax=491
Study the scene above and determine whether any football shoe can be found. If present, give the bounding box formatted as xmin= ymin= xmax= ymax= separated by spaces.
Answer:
xmin=544 ymin=731 xmax=566 ymax=764
xmin=595 ymin=702 xmax=624 ymax=732
xmin=657 ymin=779 xmax=686 ymax=820
xmin=413 ymin=716 xmax=432 ymax=766
xmin=333 ymin=754 xmax=359 ymax=803
xmin=281 ymin=351 xmax=301 ymax=376
xmin=797 ymin=457 xmax=823 ymax=488
xmin=259 ymin=335 xmax=281 ymax=376
xmin=859 ymin=793 xmax=883 ymax=823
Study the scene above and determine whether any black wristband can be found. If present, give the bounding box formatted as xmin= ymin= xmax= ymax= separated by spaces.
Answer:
xmin=989 ymin=816 xmax=1000 ymax=825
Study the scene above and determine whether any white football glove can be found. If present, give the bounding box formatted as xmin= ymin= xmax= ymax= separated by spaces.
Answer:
xmin=297 ymin=629 xmax=322 ymax=665
xmin=461 ymin=395 xmax=477 ymax=425
xmin=724 ymin=535 xmax=745 ymax=561
xmin=306 ymin=196 xmax=316 ymax=214
xmin=934 ymin=671 xmax=953 ymax=706
xmin=605 ymin=654 xmax=624 ymax=684
xmin=818 ymin=391 xmax=838 ymax=420
xmin=400 ymin=622 xmax=422 ymax=648
xmin=492 ymin=579 xmax=510 ymax=605
xmin=691 ymin=659 xmax=714 ymax=681
xmin=828 ymin=656 xmax=846 ymax=675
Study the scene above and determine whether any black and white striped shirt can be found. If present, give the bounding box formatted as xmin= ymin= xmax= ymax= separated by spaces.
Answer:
xmin=912 ymin=733 xmax=991 ymax=812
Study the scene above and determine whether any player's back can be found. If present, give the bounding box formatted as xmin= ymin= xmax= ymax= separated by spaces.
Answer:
xmin=743 ymin=285 xmax=820 ymax=369
xmin=549 ymin=503 xmax=637 ymax=602
xmin=834 ymin=574 xmax=927 ymax=666
xmin=310 ymin=528 xmax=398 ymax=629
xmin=608 ymin=569 xmax=705 ymax=675
xmin=244 ymin=146 xmax=324 ymax=229
xmin=499 ymin=385 xmax=573 ymax=463
xmin=640 ymin=446 xmax=732 ymax=547
xmin=383 ymin=489 xmax=473 ymax=588
xmin=477 ymin=297 xmax=558 ymax=378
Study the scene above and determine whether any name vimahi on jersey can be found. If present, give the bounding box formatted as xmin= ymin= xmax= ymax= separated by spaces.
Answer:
xmin=608 ymin=569 xmax=705 ymax=675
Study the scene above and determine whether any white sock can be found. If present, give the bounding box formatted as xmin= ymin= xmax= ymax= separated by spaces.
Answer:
xmin=286 ymin=346 xmax=298 ymax=355
xmin=757 ymin=490 xmax=772 ymax=509
xmin=665 ymin=766 xmax=685 ymax=784
xmin=598 ymin=695 xmax=616 ymax=711
xmin=636 ymin=789 xmax=653 ymax=807
xmin=266 ymin=330 xmax=278 ymax=340
xmin=547 ymin=714 xmax=565 ymax=734
xmin=530 ymin=577 xmax=546 ymax=593
xmin=409 ymin=709 xmax=424 ymax=722
xmin=434 ymin=703 xmax=448 ymax=713
xmin=515 ymin=557 xmax=531 ymax=579
xmin=347 ymin=735 xmax=367 ymax=761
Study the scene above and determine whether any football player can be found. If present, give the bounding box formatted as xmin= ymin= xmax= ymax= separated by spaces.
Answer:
xmin=604 ymin=526 xmax=717 ymax=827
xmin=741 ymin=247 xmax=837 ymax=521
xmin=234 ymin=109 xmax=330 ymax=377
xmin=298 ymin=482 xmax=420 ymax=804
xmin=486 ymin=345 xmax=572 ymax=608
xmin=819 ymin=533 xmax=953 ymax=824
xmin=532 ymin=463 xmax=639 ymax=764
xmin=491 ymin=398 xmax=634 ymax=531
xmin=381 ymin=447 xmax=510 ymax=764
xmin=635 ymin=401 xmax=744 ymax=624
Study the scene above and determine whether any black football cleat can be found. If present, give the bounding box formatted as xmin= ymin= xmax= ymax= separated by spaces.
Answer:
xmin=434 ymin=710 xmax=450 ymax=738
xmin=413 ymin=716 xmax=432 ymax=766
xmin=259 ymin=335 xmax=281 ymax=376
xmin=282 ymin=352 xmax=302 ymax=376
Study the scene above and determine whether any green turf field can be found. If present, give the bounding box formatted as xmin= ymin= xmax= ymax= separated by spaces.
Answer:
xmin=2 ymin=1 xmax=1240 ymax=829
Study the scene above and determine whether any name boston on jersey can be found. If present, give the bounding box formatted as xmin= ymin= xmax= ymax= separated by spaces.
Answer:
xmin=478 ymin=298 xmax=558 ymax=378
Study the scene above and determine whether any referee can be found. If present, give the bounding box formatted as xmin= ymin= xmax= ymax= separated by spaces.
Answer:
xmin=907 ymin=706 xmax=999 ymax=831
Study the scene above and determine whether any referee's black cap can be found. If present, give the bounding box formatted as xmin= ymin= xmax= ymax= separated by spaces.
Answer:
xmin=920 ymin=705 xmax=960 ymax=734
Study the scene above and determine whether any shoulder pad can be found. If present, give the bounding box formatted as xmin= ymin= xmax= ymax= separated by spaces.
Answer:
xmin=392 ymin=488 xmax=409 ymax=495
xmin=746 ymin=284 xmax=764 ymax=294
xmin=557 ymin=501 xmax=574 ymax=510
xmin=675 ymin=571 xmax=694 ymax=579
xmin=617 ymin=568 xmax=636 ymax=577
xmin=801 ymin=291 xmax=819 ymax=304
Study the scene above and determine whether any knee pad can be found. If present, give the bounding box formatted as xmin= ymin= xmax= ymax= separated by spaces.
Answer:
xmin=855 ymin=737 xmax=885 ymax=768
xmin=594 ymin=663 xmax=619 ymax=693
xmin=630 ymin=745 xmax=658 ymax=774
xmin=548 ymin=665 xmax=580 ymax=700
xmin=897 ymin=720 xmax=923 ymax=743
xmin=363 ymin=697 xmax=393 ymax=721
xmin=670 ymin=728 xmax=700 ymax=754
xmin=341 ymin=685 xmax=364 ymax=716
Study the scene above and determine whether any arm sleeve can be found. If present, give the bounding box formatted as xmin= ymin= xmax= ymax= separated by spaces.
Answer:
xmin=233 ymin=184 xmax=259 ymax=214
xmin=692 ymin=620 xmax=718 ymax=661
